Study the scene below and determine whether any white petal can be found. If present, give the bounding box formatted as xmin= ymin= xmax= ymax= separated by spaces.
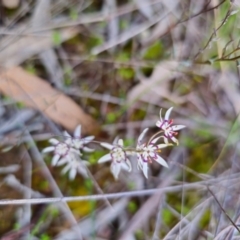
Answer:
xmin=56 ymin=156 xmax=70 ymax=166
xmin=151 ymin=137 xmax=161 ymax=144
xmin=171 ymin=136 xmax=179 ymax=145
xmin=70 ymin=148 xmax=81 ymax=155
xmin=64 ymin=131 xmax=71 ymax=138
xmin=156 ymin=120 xmax=161 ymax=128
xmin=65 ymin=138 xmax=72 ymax=146
xmin=98 ymin=153 xmax=112 ymax=163
xmin=82 ymin=160 xmax=90 ymax=166
xmin=42 ymin=146 xmax=54 ymax=153
xmin=165 ymin=107 xmax=173 ymax=120
xmin=52 ymin=155 xmax=60 ymax=166
xmin=62 ymin=164 xmax=71 ymax=174
xmin=112 ymin=136 xmax=119 ymax=145
xmin=111 ymin=163 xmax=121 ymax=180
xmin=101 ymin=142 xmax=113 ymax=150
xmin=156 ymin=143 xmax=170 ymax=149
xmin=155 ymin=155 xmax=169 ymax=168
xmin=164 ymin=137 xmax=169 ymax=144
xmin=118 ymin=139 xmax=124 ymax=147
xmin=77 ymin=164 xmax=88 ymax=177
xmin=49 ymin=138 xmax=59 ymax=145
xmin=83 ymin=146 xmax=94 ymax=152
xmin=74 ymin=125 xmax=81 ymax=138
xmin=121 ymin=162 xmax=129 ymax=171
xmin=159 ymin=108 xmax=163 ymax=122
xmin=69 ymin=168 xmax=77 ymax=180
xmin=83 ymin=136 xmax=94 ymax=143
xmin=172 ymin=125 xmax=185 ymax=131
xmin=142 ymin=162 xmax=148 ymax=178
xmin=138 ymin=128 xmax=148 ymax=144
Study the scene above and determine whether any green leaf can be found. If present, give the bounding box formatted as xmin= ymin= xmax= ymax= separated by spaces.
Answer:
xmin=69 ymin=8 xmax=78 ymax=20
xmin=127 ymin=201 xmax=137 ymax=213
xmin=118 ymin=68 xmax=134 ymax=80
xmin=144 ymin=41 xmax=163 ymax=60
xmin=52 ymin=31 xmax=61 ymax=46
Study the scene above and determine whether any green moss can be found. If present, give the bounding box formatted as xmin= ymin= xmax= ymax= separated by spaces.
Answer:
xmin=52 ymin=31 xmax=62 ymax=46
xmin=199 ymin=209 xmax=211 ymax=229
xmin=127 ymin=201 xmax=138 ymax=213
xmin=69 ymin=8 xmax=78 ymax=20
xmin=40 ymin=234 xmax=51 ymax=240
xmin=162 ymin=208 xmax=174 ymax=225
xmin=106 ymin=112 xmax=118 ymax=123
xmin=144 ymin=41 xmax=163 ymax=60
xmin=88 ymin=151 xmax=106 ymax=164
xmin=118 ymin=68 xmax=134 ymax=80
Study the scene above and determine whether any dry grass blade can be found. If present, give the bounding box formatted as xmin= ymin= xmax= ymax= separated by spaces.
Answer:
xmin=56 ymin=198 xmax=129 ymax=239
xmin=92 ymin=14 xmax=168 ymax=55
xmin=0 ymin=27 xmax=79 ymax=68
xmin=32 ymin=0 xmax=64 ymax=89
xmin=127 ymin=61 xmax=186 ymax=106
xmin=0 ymin=67 xmax=99 ymax=133
xmin=133 ymin=0 xmax=154 ymax=19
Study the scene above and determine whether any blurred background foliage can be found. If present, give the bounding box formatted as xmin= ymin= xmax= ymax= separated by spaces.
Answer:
xmin=1 ymin=0 xmax=240 ymax=239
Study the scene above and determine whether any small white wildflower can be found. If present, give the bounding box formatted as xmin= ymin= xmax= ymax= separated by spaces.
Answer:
xmin=136 ymin=128 xmax=169 ymax=178
xmin=64 ymin=125 xmax=95 ymax=152
xmin=156 ymin=107 xmax=185 ymax=144
xmin=42 ymin=138 xmax=80 ymax=166
xmin=56 ymin=153 xmax=89 ymax=180
xmin=98 ymin=139 xmax=132 ymax=180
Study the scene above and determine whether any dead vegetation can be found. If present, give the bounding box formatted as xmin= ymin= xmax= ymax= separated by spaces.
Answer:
xmin=1 ymin=0 xmax=240 ymax=239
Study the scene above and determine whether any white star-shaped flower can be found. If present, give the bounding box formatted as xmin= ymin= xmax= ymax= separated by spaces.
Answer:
xmin=42 ymin=138 xmax=80 ymax=166
xmin=56 ymin=154 xmax=89 ymax=180
xmin=156 ymin=107 xmax=185 ymax=144
xmin=136 ymin=128 xmax=169 ymax=178
xmin=98 ymin=139 xmax=132 ymax=179
xmin=64 ymin=125 xmax=95 ymax=152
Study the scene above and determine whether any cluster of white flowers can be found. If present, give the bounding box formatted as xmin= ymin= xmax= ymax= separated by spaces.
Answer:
xmin=42 ymin=126 xmax=94 ymax=180
xmin=42 ymin=107 xmax=185 ymax=180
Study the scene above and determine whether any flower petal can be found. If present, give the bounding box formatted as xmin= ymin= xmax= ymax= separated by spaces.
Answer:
xmin=77 ymin=164 xmax=88 ymax=177
xmin=142 ymin=162 xmax=148 ymax=178
xmin=70 ymin=148 xmax=81 ymax=155
xmin=151 ymin=137 xmax=161 ymax=144
xmin=64 ymin=131 xmax=71 ymax=138
xmin=138 ymin=128 xmax=148 ymax=144
xmin=164 ymin=137 xmax=169 ymax=144
xmin=165 ymin=107 xmax=173 ymax=120
xmin=49 ymin=138 xmax=59 ymax=145
xmin=111 ymin=163 xmax=121 ymax=179
xmin=156 ymin=120 xmax=162 ymax=128
xmin=112 ymin=137 xmax=119 ymax=145
xmin=42 ymin=146 xmax=54 ymax=153
xmin=52 ymin=155 xmax=60 ymax=166
xmin=69 ymin=168 xmax=77 ymax=180
xmin=62 ymin=164 xmax=71 ymax=174
xmin=57 ymin=155 xmax=71 ymax=166
xmin=159 ymin=108 xmax=163 ymax=122
xmin=83 ymin=136 xmax=95 ymax=143
xmin=98 ymin=153 xmax=112 ymax=163
xmin=171 ymin=136 xmax=179 ymax=145
xmin=83 ymin=146 xmax=94 ymax=152
xmin=101 ymin=142 xmax=113 ymax=150
xmin=155 ymin=155 xmax=169 ymax=168
xmin=156 ymin=143 xmax=170 ymax=149
xmin=65 ymin=138 xmax=72 ymax=146
xmin=118 ymin=139 xmax=124 ymax=147
xmin=172 ymin=125 xmax=185 ymax=131
xmin=74 ymin=125 xmax=81 ymax=138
